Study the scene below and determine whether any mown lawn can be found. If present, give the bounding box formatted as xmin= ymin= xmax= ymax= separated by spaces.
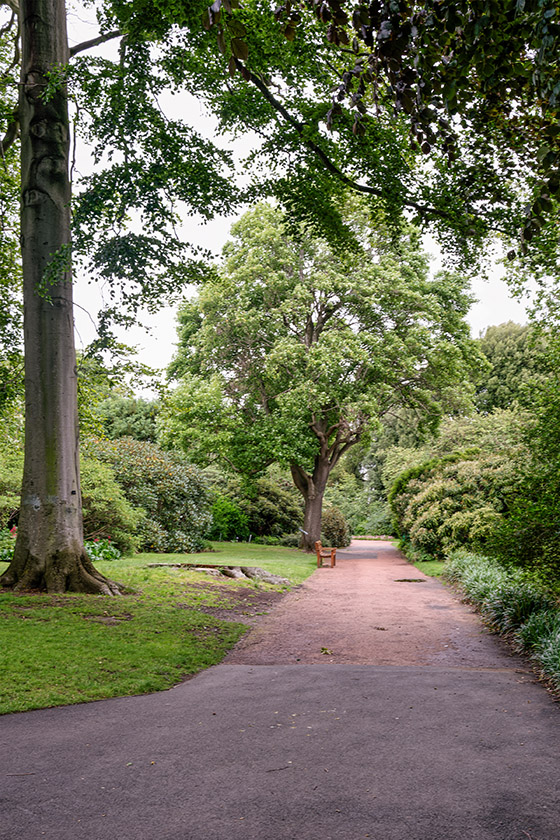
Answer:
xmin=0 ymin=542 xmax=315 ymax=715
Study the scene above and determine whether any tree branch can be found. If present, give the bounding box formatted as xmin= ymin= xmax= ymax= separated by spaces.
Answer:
xmin=234 ymin=58 xmax=438 ymax=218
xmin=0 ymin=115 xmax=18 ymax=157
xmin=290 ymin=462 xmax=311 ymax=496
xmin=70 ymin=31 xmax=123 ymax=57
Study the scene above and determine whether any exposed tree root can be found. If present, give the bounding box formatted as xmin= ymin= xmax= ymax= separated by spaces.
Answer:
xmin=0 ymin=547 xmax=122 ymax=595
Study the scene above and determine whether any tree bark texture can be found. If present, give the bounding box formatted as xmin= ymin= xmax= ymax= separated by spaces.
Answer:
xmin=0 ymin=0 xmax=119 ymax=593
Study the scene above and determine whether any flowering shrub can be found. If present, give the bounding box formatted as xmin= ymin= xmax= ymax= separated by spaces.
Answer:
xmin=84 ymin=538 xmax=122 ymax=562
xmin=389 ymin=450 xmax=517 ymax=559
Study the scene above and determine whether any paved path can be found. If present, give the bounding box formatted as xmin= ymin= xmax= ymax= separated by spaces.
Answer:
xmin=1 ymin=541 xmax=559 ymax=840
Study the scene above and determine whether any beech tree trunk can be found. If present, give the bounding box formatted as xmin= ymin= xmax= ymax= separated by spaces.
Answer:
xmin=291 ymin=460 xmax=330 ymax=552
xmin=0 ymin=0 xmax=119 ymax=593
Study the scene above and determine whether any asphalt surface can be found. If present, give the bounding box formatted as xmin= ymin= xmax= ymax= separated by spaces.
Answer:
xmin=1 ymin=541 xmax=559 ymax=840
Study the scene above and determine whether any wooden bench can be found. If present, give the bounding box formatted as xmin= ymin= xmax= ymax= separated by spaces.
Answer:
xmin=315 ymin=540 xmax=336 ymax=567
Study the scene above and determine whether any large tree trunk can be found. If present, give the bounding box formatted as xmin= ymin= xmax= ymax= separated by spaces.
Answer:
xmin=0 ymin=0 xmax=119 ymax=594
xmin=291 ymin=460 xmax=329 ymax=552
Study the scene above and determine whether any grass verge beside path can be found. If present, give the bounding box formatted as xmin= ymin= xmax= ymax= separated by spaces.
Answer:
xmin=412 ymin=559 xmax=446 ymax=578
xmin=0 ymin=543 xmax=315 ymax=715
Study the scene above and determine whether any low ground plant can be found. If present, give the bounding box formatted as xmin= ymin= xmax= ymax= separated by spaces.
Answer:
xmin=0 ymin=528 xmax=16 ymax=563
xmin=444 ymin=549 xmax=560 ymax=692
xmin=84 ymin=538 xmax=122 ymax=563
xmin=482 ymin=584 xmax=558 ymax=634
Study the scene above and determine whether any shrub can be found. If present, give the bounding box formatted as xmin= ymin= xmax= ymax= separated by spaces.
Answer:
xmin=0 ymin=527 xmax=16 ymax=563
xmin=86 ymin=437 xmax=211 ymax=553
xmin=96 ymin=396 xmax=159 ymax=442
xmin=482 ymin=584 xmax=558 ymax=634
xmin=239 ymin=476 xmax=303 ymax=537
xmin=280 ymin=533 xmax=301 ymax=547
xmin=80 ymin=455 xmax=143 ymax=553
xmin=322 ymin=506 xmax=351 ymax=547
xmin=444 ymin=549 xmax=560 ymax=693
xmin=487 ymin=478 xmax=560 ymax=584
xmin=390 ymin=449 xmax=517 ymax=559
xmin=252 ymin=535 xmax=282 ymax=545
xmin=0 ymin=446 xmax=23 ymax=531
xmin=84 ymin=538 xmax=122 ymax=563
xmin=206 ymin=495 xmax=250 ymax=542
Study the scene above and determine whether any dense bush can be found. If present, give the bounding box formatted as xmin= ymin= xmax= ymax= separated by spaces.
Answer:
xmin=487 ymin=482 xmax=560 ymax=585
xmin=444 ymin=550 xmax=560 ymax=691
xmin=200 ymin=466 xmax=303 ymax=540
xmin=480 ymin=345 xmax=560 ymax=583
xmin=84 ymin=538 xmax=122 ymax=563
xmin=389 ymin=449 xmax=516 ymax=559
xmin=86 ymin=437 xmax=211 ymax=553
xmin=80 ymin=456 xmax=143 ymax=553
xmin=239 ymin=476 xmax=303 ymax=537
xmin=206 ymin=495 xmax=250 ymax=541
xmin=280 ymin=533 xmax=301 ymax=547
xmin=321 ymin=506 xmax=351 ymax=547
xmin=96 ymin=396 xmax=159 ymax=442
xmin=0 ymin=527 xmax=16 ymax=563
xmin=0 ymin=445 xmax=22 ymax=531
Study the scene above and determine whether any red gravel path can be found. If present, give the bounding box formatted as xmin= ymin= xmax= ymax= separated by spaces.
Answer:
xmin=225 ymin=539 xmax=518 ymax=669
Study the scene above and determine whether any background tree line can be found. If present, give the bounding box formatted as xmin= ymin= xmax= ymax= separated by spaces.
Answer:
xmin=2 ymin=0 xmax=560 ymax=591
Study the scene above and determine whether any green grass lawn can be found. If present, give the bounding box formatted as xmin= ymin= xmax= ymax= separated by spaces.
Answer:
xmin=412 ymin=559 xmax=446 ymax=578
xmin=0 ymin=542 xmax=315 ymax=715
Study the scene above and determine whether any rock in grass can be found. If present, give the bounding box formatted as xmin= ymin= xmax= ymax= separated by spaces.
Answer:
xmin=241 ymin=567 xmax=290 ymax=586
xmin=221 ymin=567 xmax=248 ymax=580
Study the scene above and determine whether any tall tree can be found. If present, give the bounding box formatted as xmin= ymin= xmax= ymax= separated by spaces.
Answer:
xmin=275 ymin=0 xmax=560 ymax=262
xmin=0 ymin=0 xmax=120 ymax=592
xmin=2 ymin=0 xmax=558 ymax=590
xmin=160 ymin=203 xmax=481 ymax=549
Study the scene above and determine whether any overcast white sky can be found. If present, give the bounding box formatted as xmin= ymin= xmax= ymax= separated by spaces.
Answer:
xmin=67 ymin=8 xmax=532 ymax=382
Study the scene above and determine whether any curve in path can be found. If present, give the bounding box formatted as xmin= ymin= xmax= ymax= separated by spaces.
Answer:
xmin=1 ymin=540 xmax=559 ymax=840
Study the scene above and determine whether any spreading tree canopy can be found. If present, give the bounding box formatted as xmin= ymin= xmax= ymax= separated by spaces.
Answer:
xmin=160 ymin=203 xmax=482 ymax=549
xmin=475 ymin=322 xmax=548 ymax=414
xmin=1 ymin=0 xmax=559 ymax=590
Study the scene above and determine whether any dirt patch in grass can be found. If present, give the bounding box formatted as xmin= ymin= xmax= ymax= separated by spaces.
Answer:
xmin=84 ymin=613 xmax=134 ymax=625
xmin=177 ymin=581 xmax=286 ymax=624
